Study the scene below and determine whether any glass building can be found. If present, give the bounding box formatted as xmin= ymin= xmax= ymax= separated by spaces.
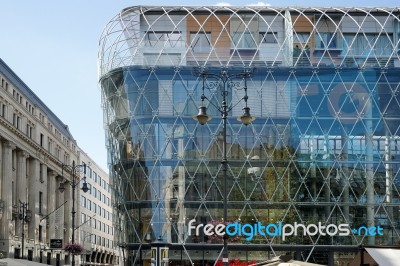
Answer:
xmin=98 ymin=6 xmax=400 ymax=265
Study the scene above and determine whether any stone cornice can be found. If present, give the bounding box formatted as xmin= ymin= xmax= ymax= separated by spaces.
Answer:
xmin=0 ymin=116 xmax=76 ymax=170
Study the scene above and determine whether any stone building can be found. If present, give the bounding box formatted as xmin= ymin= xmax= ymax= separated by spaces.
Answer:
xmin=0 ymin=58 xmax=117 ymax=265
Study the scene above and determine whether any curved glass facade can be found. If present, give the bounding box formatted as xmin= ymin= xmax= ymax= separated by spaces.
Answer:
xmin=99 ymin=6 xmax=400 ymax=265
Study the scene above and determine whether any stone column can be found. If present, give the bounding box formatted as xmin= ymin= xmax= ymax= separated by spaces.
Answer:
xmin=28 ymin=158 xmax=39 ymax=241
xmin=0 ymin=141 xmax=16 ymax=240
xmin=47 ymin=171 xmax=57 ymax=241
xmin=40 ymin=163 xmax=48 ymax=243
xmin=55 ymin=176 xmax=64 ymax=241
xmin=63 ymin=179 xmax=71 ymax=243
xmin=0 ymin=139 xmax=3 ymax=220
xmin=15 ymin=150 xmax=29 ymax=238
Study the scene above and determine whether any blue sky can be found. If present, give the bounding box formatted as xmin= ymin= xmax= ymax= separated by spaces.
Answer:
xmin=0 ymin=0 xmax=397 ymax=170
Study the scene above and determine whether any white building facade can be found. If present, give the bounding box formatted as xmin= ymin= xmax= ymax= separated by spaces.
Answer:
xmin=0 ymin=58 xmax=117 ymax=265
xmin=79 ymin=151 xmax=118 ymax=265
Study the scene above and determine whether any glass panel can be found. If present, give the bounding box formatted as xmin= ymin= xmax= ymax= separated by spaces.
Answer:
xmin=315 ymin=32 xmax=337 ymax=48
xmin=190 ymin=32 xmax=211 ymax=53
xmin=232 ymin=31 xmax=257 ymax=48
xmin=260 ymin=32 xmax=278 ymax=43
xmin=145 ymin=32 xmax=183 ymax=48
xmin=343 ymin=33 xmax=393 ymax=56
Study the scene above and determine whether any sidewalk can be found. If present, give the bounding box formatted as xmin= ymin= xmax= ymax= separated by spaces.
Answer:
xmin=0 ymin=258 xmax=49 ymax=266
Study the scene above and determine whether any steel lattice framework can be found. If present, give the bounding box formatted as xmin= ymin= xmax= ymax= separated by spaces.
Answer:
xmin=98 ymin=6 xmax=400 ymax=265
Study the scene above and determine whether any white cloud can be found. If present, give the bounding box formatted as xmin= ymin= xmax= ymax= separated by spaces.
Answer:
xmin=215 ymin=2 xmax=232 ymax=6
xmin=247 ymin=2 xmax=271 ymax=6
xmin=214 ymin=1 xmax=271 ymax=7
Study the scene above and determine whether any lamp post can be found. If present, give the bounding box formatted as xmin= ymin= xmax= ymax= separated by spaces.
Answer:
xmin=58 ymin=161 xmax=90 ymax=266
xmin=193 ymin=68 xmax=255 ymax=266
xmin=18 ymin=201 xmax=31 ymax=260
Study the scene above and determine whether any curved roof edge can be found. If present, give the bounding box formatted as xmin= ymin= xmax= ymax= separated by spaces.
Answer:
xmin=119 ymin=5 xmax=400 ymax=12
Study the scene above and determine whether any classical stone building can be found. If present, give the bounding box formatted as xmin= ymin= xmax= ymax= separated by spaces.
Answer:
xmin=0 ymin=58 xmax=117 ymax=265
xmin=98 ymin=6 xmax=400 ymax=266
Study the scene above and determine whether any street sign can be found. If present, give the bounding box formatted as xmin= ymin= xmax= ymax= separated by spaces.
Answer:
xmin=50 ymin=239 xmax=63 ymax=249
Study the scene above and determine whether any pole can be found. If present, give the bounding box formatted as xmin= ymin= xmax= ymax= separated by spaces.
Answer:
xmin=20 ymin=202 xmax=26 ymax=260
xmin=60 ymin=162 xmax=88 ymax=266
xmin=194 ymin=68 xmax=254 ymax=266
xmin=221 ymin=72 xmax=228 ymax=266
xmin=72 ymin=161 xmax=76 ymax=266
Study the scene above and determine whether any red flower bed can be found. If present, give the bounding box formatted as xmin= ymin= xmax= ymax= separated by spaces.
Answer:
xmin=215 ymin=259 xmax=256 ymax=266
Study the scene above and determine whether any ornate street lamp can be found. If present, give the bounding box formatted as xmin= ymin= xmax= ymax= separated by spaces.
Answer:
xmin=193 ymin=67 xmax=255 ymax=266
xmin=18 ymin=201 xmax=31 ymax=260
xmin=58 ymin=161 xmax=90 ymax=266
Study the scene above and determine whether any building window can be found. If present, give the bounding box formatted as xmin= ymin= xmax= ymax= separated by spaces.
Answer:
xmin=39 ymin=192 xmax=43 ymax=214
xmin=232 ymin=31 xmax=257 ymax=48
xmin=81 ymin=195 xmax=86 ymax=207
xmin=315 ymin=32 xmax=337 ymax=49
xmin=190 ymin=32 xmax=211 ymax=53
xmin=13 ymin=113 xmax=21 ymax=130
xmin=145 ymin=31 xmax=184 ymax=48
xmin=294 ymin=32 xmax=311 ymax=44
xmin=39 ymin=113 xmax=45 ymax=123
xmin=343 ymin=33 xmax=393 ymax=56
xmin=87 ymin=167 xmax=92 ymax=179
xmin=39 ymin=164 xmax=44 ymax=183
xmin=259 ymin=32 xmax=278 ymax=43
xmin=26 ymin=123 xmax=33 ymax=138
xmin=63 ymin=152 xmax=68 ymax=164
xmin=40 ymin=133 xmax=44 ymax=147
xmin=230 ymin=14 xmax=258 ymax=49
xmin=56 ymin=147 xmax=61 ymax=160
xmin=47 ymin=138 xmax=53 ymax=153
xmin=93 ymin=187 xmax=97 ymax=198
xmin=1 ymin=103 xmax=5 ymax=117
xmin=39 ymin=225 xmax=43 ymax=242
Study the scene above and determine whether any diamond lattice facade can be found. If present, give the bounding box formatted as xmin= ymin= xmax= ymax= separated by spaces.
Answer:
xmin=98 ymin=6 xmax=400 ymax=265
